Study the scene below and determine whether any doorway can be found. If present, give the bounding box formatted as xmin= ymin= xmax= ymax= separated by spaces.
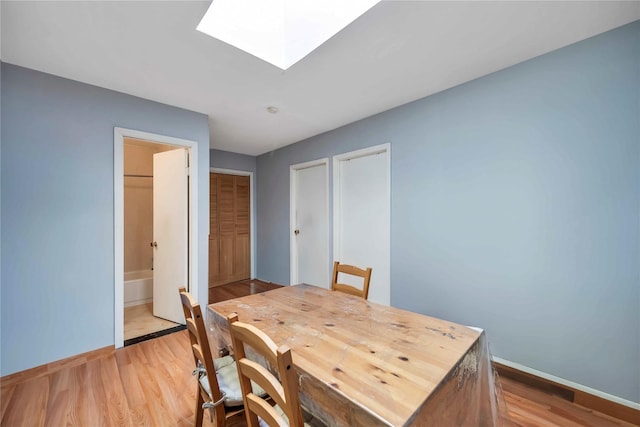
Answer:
xmin=290 ymin=159 xmax=330 ymax=288
xmin=114 ymin=128 xmax=199 ymax=349
xmin=333 ymin=144 xmax=390 ymax=305
xmin=209 ymin=170 xmax=253 ymax=288
xmin=122 ymin=139 xmax=185 ymax=344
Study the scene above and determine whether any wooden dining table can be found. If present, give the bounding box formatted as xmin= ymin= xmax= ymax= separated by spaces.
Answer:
xmin=206 ymin=284 xmax=502 ymax=426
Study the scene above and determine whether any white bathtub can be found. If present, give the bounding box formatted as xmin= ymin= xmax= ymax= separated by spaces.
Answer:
xmin=124 ymin=270 xmax=153 ymax=307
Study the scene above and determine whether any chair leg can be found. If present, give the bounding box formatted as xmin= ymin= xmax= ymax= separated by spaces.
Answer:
xmin=216 ymin=408 xmax=226 ymax=427
xmin=212 ymin=403 xmax=226 ymax=427
xmin=195 ymin=389 xmax=204 ymax=427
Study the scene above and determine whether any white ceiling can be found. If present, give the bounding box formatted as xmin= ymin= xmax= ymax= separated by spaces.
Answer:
xmin=2 ymin=1 xmax=638 ymax=156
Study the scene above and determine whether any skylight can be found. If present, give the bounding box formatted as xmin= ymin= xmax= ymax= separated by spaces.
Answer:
xmin=197 ymin=0 xmax=381 ymax=70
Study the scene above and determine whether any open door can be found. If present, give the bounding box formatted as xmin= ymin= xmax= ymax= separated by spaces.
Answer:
xmin=152 ymin=148 xmax=188 ymax=324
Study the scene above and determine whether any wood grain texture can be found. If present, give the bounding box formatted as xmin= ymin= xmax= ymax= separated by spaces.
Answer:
xmin=180 ymin=287 xmax=234 ymax=427
xmin=209 ymin=279 xmax=282 ymax=305
xmin=501 ymin=376 xmax=637 ymax=427
xmin=228 ymin=314 xmax=305 ymax=427
xmin=210 ymin=173 xmax=251 ymax=288
xmin=1 ymin=280 xmax=636 ymax=427
xmin=207 ymin=284 xmax=493 ymax=426
xmin=1 ymin=330 xmax=636 ymax=426
xmin=0 ymin=345 xmax=114 ymax=390
xmin=574 ymin=392 xmax=639 ymax=426
xmin=0 ymin=332 xmax=199 ymax=427
xmin=495 ymin=362 xmax=640 ymax=425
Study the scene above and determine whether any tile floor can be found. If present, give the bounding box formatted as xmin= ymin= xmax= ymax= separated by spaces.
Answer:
xmin=123 ymin=302 xmax=180 ymax=341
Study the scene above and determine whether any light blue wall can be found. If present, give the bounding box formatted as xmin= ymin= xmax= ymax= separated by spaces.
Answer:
xmin=256 ymin=22 xmax=640 ymax=401
xmin=0 ymin=63 xmax=210 ymax=375
xmin=0 ymin=62 xmax=3 ymax=373
xmin=210 ymin=148 xmax=257 ymax=174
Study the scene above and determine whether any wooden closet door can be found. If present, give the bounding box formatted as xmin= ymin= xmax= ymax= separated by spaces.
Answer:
xmin=209 ymin=173 xmax=220 ymax=285
xmin=209 ymin=173 xmax=250 ymax=287
xmin=234 ymin=176 xmax=250 ymax=278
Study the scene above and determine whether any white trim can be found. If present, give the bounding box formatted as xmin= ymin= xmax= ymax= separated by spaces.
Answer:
xmin=333 ymin=143 xmax=391 ymax=304
xmin=289 ymin=158 xmax=330 ymax=287
xmin=114 ymin=136 xmax=124 ymax=347
xmin=333 ymin=143 xmax=390 ymax=163
xmin=210 ymin=167 xmax=256 ymax=279
xmin=114 ymin=127 xmax=199 ymax=349
xmin=493 ymin=357 xmax=640 ymax=410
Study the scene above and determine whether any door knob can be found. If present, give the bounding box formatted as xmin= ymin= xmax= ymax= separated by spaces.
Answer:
xmin=150 ymin=241 xmax=158 ymax=248
xmin=294 ymin=229 xmax=300 ymax=236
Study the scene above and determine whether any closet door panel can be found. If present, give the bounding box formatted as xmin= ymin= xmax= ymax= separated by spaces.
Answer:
xmin=234 ymin=236 xmax=250 ymax=281
xmin=234 ymin=176 xmax=251 ymax=280
xmin=209 ymin=174 xmax=219 ymax=284
xmin=209 ymin=173 xmax=251 ymax=287
xmin=217 ymin=174 xmax=236 ymax=283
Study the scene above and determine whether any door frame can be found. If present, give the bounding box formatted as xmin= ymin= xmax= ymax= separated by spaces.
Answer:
xmin=210 ymin=167 xmax=256 ymax=279
xmin=289 ymin=158 xmax=330 ymax=287
xmin=333 ymin=143 xmax=391 ymax=303
xmin=114 ymin=127 xmax=199 ymax=349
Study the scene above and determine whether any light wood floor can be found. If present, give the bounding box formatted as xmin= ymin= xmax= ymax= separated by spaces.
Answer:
xmin=1 ymin=281 xmax=636 ymax=426
xmin=209 ymin=279 xmax=282 ymax=304
xmin=1 ymin=328 xmax=634 ymax=427
xmin=501 ymin=377 xmax=636 ymax=427
xmin=124 ymin=302 xmax=180 ymax=341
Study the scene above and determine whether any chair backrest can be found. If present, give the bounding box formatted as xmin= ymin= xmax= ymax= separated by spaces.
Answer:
xmin=179 ymin=287 xmax=226 ymax=425
xmin=331 ymin=261 xmax=372 ymax=299
xmin=227 ymin=313 xmax=304 ymax=427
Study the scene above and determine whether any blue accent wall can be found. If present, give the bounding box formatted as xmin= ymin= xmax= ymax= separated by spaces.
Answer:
xmin=256 ymin=22 xmax=640 ymax=401
xmin=210 ymin=148 xmax=257 ymax=174
xmin=0 ymin=63 xmax=210 ymax=375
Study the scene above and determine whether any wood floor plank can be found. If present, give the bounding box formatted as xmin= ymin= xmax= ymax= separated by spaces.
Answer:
xmin=208 ymin=279 xmax=282 ymax=304
xmin=102 ymin=356 xmax=134 ymax=426
xmin=1 ymin=376 xmax=49 ymax=427
xmin=67 ymin=364 xmax=89 ymax=427
xmin=136 ymin=355 xmax=176 ymax=426
xmin=0 ymin=385 xmax=15 ymax=421
xmin=45 ymin=366 xmax=76 ymax=426
xmin=501 ymin=376 xmax=637 ymax=427
xmin=85 ymin=358 xmax=110 ymax=427
xmin=119 ymin=362 xmax=153 ymax=426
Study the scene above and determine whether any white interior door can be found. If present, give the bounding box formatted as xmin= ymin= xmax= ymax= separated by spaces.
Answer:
xmin=153 ymin=148 xmax=188 ymax=324
xmin=291 ymin=160 xmax=329 ymax=287
xmin=334 ymin=145 xmax=390 ymax=305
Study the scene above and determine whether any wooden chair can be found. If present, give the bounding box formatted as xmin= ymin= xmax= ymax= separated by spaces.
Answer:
xmin=227 ymin=313 xmax=306 ymax=427
xmin=180 ymin=287 xmax=264 ymax=427
xmin=331 ymin=261 xmax=372 ymax=300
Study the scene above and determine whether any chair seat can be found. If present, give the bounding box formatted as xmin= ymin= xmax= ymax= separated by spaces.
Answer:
xmin=213 ymin=355 xmax=235 ymax=371
xmin=200 ymin=357 xmax=267 ymax=407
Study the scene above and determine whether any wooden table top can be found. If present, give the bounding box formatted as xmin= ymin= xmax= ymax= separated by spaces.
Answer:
xmin=207 ymin=284 xmax=485 ymax=427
